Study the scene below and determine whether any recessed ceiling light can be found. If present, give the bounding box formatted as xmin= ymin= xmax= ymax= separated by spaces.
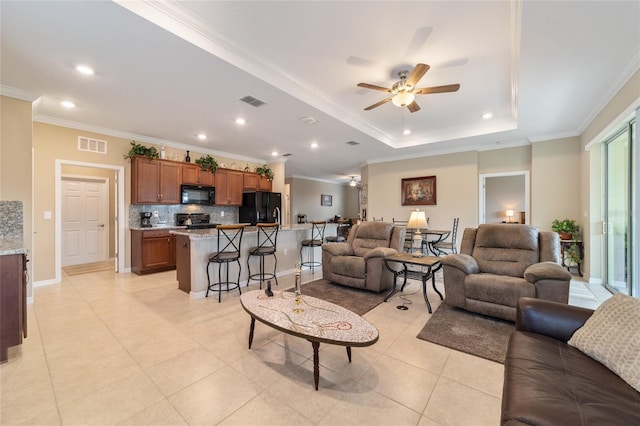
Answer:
xmin=271 ymin=151 xmax=278 ymax=157
xmin=482 ymin=112 xmax=493 ymax=119
xmin=235 ymin=117 xmax=246 ymax=125
xmin=310 ymin=142 xmax=318 ymax=149
xmin=197 ymin=133 xmax=207 ymax=140
xmin=75 ymin=65 xmax=94 ymax=75
xmin=403 ymin=129 xmax=411 ymax=135
xmin=61 ymin=100 xmax=75 ymax=108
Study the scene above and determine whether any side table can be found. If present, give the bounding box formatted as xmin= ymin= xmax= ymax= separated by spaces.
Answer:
xmin=559 ymin=239 xmax=583 ymax=276
xmin=383 ymin=253 xmax=443 ymax=313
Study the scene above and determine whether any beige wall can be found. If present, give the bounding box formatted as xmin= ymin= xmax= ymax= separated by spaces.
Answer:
xmin=530 ymin=137 xmax=581 ymax=230
xmin=367 ymin=151 xmax=478 ymax=232
xmin=288 ymin=177 xmax=351 ymax=224
xmin=478 ymin=145 xmax=531 ymax=173
xmin=0 ymin=95 xmax=33 ymax=296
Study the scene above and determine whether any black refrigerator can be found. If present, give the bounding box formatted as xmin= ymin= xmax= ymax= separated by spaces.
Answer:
xmin=239 ymin=191 xmax=282 ymax=225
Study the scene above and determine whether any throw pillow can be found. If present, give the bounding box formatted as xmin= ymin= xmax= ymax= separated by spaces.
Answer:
xmin=568 ymin=293 xmax=640 ymax=392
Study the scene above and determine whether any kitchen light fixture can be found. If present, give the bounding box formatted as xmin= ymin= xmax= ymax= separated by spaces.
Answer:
xmin=403 ymin=129 xmax=411 ymax=136
xmin=482 ymin=112 xmax=493 ymax=119
xmin=349 ymin=176 xmax=357 ymax=187
xmin=75 ymin=65 xmax=94 ymax=75
xmin=197 ymin=133 xmax=207 ymax=140
xmin=235 ymin=117 xmax=246 ymax=125
xmin=407 ymin=209 xmax=428 ymax=256
xmin=271 ymin=151 xmax=278 ymax=156
xmin=61 ymin=100 xmax=75 ymax=108
xmin=310 ymin=142 xmax=318 ymax=149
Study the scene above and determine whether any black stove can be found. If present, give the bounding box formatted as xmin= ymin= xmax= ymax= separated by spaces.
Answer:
xmin=176 ymin=213 xmax=218 ymax=230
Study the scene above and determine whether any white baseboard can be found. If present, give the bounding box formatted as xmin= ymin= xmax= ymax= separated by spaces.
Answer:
xmin=589 ymin=277 xmax=603 ymax=285
xmin=33 ymin=278 xmax=59 ymax=287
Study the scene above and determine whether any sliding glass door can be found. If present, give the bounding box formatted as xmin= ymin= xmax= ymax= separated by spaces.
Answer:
xmin=604 ymin=119 xmax=635 ymax=295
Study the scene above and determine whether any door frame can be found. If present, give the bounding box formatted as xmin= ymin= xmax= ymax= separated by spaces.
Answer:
xmin=55 ymin=160 xmax=126 ymax=283
xmin=61 ymin=174 xmax=110 ymax=266
xmin=478 ymin=171 xmax=530 ymax=225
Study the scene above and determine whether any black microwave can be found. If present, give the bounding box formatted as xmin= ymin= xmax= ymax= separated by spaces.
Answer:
xmin=181 ymin=184 xmax=215 ymax=205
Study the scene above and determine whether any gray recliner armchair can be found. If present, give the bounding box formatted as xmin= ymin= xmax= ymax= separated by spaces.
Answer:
xmin=441 ymin=224 xmax=572 ymax=321
xmin=322 ymin=221 xmax=405 ymax=292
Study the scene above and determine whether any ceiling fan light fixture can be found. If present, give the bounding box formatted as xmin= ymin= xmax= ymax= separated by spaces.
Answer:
xmin=392 ymin=91 xmax=415 ymax=107
xmin=349 ymin=177 xmax=357 ymax=187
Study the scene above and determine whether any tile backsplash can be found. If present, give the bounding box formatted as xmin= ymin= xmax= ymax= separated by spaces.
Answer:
xmin=129 ymin=204 xmax=237 ymax=228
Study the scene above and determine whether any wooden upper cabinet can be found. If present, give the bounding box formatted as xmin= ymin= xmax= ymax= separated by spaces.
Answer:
xmin=182 ymin=164 xmax=200 ymax=184
xmin=258 ymin=175 xmax=272 ymax=191
xmin=198 ymin=170 xmax=215 ymax=186
xmin=215 ymin=169 xmax=243 ymax=205
xmin=131 ymin=156 xmax=181 ymax=204
xmin=243 ymin=173 xmax=259 ymax=190
xmin=159 ymin=162 xmax=181 ymax=204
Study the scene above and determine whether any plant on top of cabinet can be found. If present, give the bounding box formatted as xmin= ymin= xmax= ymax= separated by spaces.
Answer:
xmin=124 ymin=141 xmax=159 ymax=159
xmin=195 ymin=155 xmax=218 ymax=173
xmin=256 ymin=164 xmax=274 ymax=181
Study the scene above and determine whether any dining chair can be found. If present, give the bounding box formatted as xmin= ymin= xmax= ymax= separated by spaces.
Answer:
xmin=431 ymin=217 xmax=460 ymax=256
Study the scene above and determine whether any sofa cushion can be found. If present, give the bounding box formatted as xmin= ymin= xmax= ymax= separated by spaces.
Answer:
xmin=465 ymin=274 xmax=534 ymax=306
xmin=472 ymin=224 xmax=539 ymax=277
xmin=568 ymin=294 xmax=640 ymax=392
xmin=332 ymin=256 xmax=365 ymax=279
xmin=352 ymin=222 xmax=393 ymax=257
xmin=502 ymin=331 xmax=640 ymax=425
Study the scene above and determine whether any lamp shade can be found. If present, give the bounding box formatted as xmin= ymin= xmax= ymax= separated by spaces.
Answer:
xmin=407 ymin=210 xmax=428 ymax=229
xmin=506 ymin=209 xmax=514 ymax=217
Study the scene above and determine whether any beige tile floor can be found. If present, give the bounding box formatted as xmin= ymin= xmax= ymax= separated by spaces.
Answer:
xmin=1 ymin=268 xmax=605 ymax=426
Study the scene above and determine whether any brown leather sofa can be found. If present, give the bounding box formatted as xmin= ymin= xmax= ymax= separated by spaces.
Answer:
xmin=502 ymin=298 xmax=640 ymax=425
xmin=441 ymin=224 xmax=572 ymax=321
xmin=322 ymin=221 xmax=405 ymax=292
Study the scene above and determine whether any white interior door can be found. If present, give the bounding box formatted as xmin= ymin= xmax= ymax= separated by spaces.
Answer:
xmin=62 ymin=177 xmax=107 ymax=266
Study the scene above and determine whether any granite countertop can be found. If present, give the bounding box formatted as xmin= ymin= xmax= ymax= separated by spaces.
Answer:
xmin=170 ymin=223 xmax=317 ymax=238
xmin=0 ymin=236 xmax=26 ymax=256
xmin=129 ymin=225 xmax=188 ymax=231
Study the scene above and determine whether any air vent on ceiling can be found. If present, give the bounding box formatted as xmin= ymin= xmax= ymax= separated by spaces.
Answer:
xmin=78 ymin=136 xmax=107 ymax=154
xmin=346 ymin=140 xmax=360 ymax=146
xmin=281 ymin=153 xmax=292 ymax=157
xmin=239 ymin=95 xmax=266 ymax=107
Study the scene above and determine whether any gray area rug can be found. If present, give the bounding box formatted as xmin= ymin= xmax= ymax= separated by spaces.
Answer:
xmin=417 ymin=303 xmax=514 ymax=363
xmin=285 ymin=279 xmax=386 ymax=316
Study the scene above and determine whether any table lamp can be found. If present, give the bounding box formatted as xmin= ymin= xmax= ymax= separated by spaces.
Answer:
xmin=407 ymin=209 xmax=428 ymax=256
xmin=506 ymin=209 xmax=514 ymax=223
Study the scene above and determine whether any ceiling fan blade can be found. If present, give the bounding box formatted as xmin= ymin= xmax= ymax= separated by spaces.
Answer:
xmin=415 ymin=83 xmax=461 ymax=95
xmin=364 ymin=97 xmax=393 ymax=110
xmin=407 ymin=101 xmax=421 ymax=113
xmin=405 ymin=63 xmax=430 ymax=87
xmin=357 ymin=82 xmax=392 ymax=92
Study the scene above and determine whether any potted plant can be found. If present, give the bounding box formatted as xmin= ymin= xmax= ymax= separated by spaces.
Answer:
xmin=256 ymin=165 xmax=274 ymax=182
xmin=565 ymin=243 xmax=581 ymax=266
xmin=124 ymin=141 xmax=159 ymax=159
xmin=551 ymin=218 xmax=580 ymax=240
xmin=195 ymin=155 xmax=218 ymax=173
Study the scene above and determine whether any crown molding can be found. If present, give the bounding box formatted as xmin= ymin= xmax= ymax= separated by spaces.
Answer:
xmin=0 ymin=85 xmax=41 ymax=102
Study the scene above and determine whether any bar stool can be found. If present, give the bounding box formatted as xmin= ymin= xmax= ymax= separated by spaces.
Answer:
xmin=206 ymin=224 xmax=245 ymax=302
xmin=325 ymin=220 xmax=349 ymax=243
xmin=300 ymin=220 xmax=326 ymax=274
xmin=247 ymin=223 xmax=279 ymax=289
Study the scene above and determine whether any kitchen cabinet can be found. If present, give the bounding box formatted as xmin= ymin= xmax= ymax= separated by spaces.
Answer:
xmin=1 ymin=253 xmax=27 ymax=363
xmin=215 ymin=169 xmax=243 ymax=205
xmin=131 ymin=156 xmax=181 ymax=204
xmin=258 ymin=175 xmax=272 ymax=191
xmin=131 ymin=229 xmax=176 ymax=275
xmin=182 ymin=164 xmax=215 ymax=186
xmin=243 ymin=172 xmax=272 ymax=192
xmin=176 ymin=234 xmax=191 ymax=293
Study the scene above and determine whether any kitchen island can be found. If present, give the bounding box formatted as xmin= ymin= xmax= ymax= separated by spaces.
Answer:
xmin=171 ymin=223 xmax=338 ymax=298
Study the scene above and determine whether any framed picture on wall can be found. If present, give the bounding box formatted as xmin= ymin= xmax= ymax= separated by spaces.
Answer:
xmin=401 ymin=176 xmax=437 ymax=206
xmin=321 ymin=194 xmax=332 ymax=206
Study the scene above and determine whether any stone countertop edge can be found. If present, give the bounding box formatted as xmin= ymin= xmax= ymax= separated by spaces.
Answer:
xmin=169 ymin=223 xmax=318 ymax=238
xmin=0 ymin=236 xmax=26 ymax=256
xmin=129 ymin=225 xmax=188 ymax=231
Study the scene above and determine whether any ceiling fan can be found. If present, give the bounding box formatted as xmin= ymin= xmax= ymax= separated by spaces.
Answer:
xmin=357 ymin=63 xmax=460 ymax=113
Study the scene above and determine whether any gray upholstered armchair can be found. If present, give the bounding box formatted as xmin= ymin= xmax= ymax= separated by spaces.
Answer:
xmin=322 ymin=221 xmax=405 ymax=292
xmin=441 ymin=224 xmax=572 ymax=321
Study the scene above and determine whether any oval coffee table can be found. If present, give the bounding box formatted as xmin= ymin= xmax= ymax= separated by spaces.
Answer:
xmin=240 ymin=289 xmax=379 ymax=390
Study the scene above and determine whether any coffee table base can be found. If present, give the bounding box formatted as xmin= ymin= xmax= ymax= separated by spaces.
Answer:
xmin=248 ymin=317 xmax=353 ymax=390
